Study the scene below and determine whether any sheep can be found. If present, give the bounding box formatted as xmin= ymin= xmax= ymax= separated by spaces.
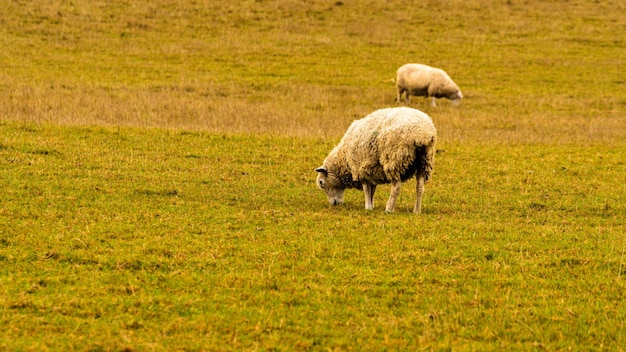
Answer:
xmin=396 ymin=63 xmax=463 ymax=107
xmin=315 ymin=107 xmax=437 ymax=214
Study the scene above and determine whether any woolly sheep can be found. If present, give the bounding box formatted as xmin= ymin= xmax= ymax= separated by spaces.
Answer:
xmin=396 ymin=63 xmax=463 ymax=107
xmin=315 ymin=107 xmax=437 ymax=214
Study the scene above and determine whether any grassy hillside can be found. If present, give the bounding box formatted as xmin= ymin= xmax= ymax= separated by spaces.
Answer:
xmin=1 ymin=0 xmax=624 ymax=142
xmin=1 ymin=0 xmax=625 ymax=350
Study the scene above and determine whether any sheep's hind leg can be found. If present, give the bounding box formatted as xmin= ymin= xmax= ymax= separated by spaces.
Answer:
xmin=413 ymin=174 xmax=426 ymax=214
xmin=385 ymin=181 xmax=402 ymax=212
xmin=430 ymin=97 xmax=437 ymax=107
xmin=398 ymin=89 xmax=409 ymax=104
xmin=362 ymin=182 xmax=376 ymax=210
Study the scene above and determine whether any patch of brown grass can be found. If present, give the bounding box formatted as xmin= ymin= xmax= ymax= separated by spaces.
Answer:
xmin=0 ymin=0 xmax=624 ymax=144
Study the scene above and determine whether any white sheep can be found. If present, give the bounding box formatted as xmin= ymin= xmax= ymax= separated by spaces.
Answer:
xmin=396 ymin=63 xmax=463 ymax=107
xmin=315 ymin=107 xmax=437 ymax=214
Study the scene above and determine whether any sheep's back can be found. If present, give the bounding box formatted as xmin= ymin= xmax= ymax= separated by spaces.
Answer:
xmin=396 ymin=64 xmax=434 ymax=90
xmin=341 ymin=108 xmax=436 ymax=184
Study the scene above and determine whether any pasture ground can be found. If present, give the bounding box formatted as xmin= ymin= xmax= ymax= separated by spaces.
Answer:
xmin=1 ymin=0 xmax=625 ymax=350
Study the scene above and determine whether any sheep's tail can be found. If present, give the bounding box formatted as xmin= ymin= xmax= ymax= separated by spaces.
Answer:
xmin=419 ymin=136 xmax=436 ymax=182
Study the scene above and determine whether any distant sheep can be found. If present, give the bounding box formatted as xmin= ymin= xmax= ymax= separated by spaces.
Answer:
xmin=315 ymin=107 xmax=437 ymax=214
xmin=396 ymin=63 xmax=462 ymax=107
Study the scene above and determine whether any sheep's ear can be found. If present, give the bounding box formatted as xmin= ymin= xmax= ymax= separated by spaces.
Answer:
xmin=315 ymin=166 xmax=327 ymax=174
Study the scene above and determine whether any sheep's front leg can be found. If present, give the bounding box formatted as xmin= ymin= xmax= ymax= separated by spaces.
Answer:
xmin=430 ymin=97 xmax=437 ymax=107
xmin=362 ymin=182 xmax=376 ymax=210
xmin=385 ymin=181 xmax=402 ymax=212
xmin=414 ymin=174 xmax=426 ymax=214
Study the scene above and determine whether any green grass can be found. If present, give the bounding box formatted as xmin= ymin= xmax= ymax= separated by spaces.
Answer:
xmin=1 ymin=0 xmax=626 ymax=350
xmin=1 ymin=123 xmax=625 ymax=350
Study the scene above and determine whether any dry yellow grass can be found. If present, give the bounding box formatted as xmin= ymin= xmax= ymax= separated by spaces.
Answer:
xmin=1 ymin=0 xmax=624 ymax=144
xmin=2 ymin=82 xmax=623 ymax=144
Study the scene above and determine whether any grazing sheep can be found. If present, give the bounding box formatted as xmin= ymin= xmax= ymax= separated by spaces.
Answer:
xmin=396 ymin=63 xmax=463 ymax=107
xmin=315 ymin=107 xmax=437 ymax=214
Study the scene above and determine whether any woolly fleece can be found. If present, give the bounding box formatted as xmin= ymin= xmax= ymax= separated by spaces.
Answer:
xmin=316 ymin=107 xmax=437 ymax=213
xmin=396 ymin=63 xmax=463 ymax=106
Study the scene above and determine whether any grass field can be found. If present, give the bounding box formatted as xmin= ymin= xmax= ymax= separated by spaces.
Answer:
xmin=1 ymin=0 xmax=625 ymax=350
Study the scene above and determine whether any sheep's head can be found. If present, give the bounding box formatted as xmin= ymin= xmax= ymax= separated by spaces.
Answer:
xmin=315 ymin=166 xmax=345 ymax=206
xmin=450 ymin=90 xmax=463 ymax=106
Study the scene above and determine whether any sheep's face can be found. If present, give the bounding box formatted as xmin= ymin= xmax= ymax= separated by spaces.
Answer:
xmin=450 ymin=90 xmax=463 ymax=106
xmin=315 ymin=166 xmax=345 ymax=206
